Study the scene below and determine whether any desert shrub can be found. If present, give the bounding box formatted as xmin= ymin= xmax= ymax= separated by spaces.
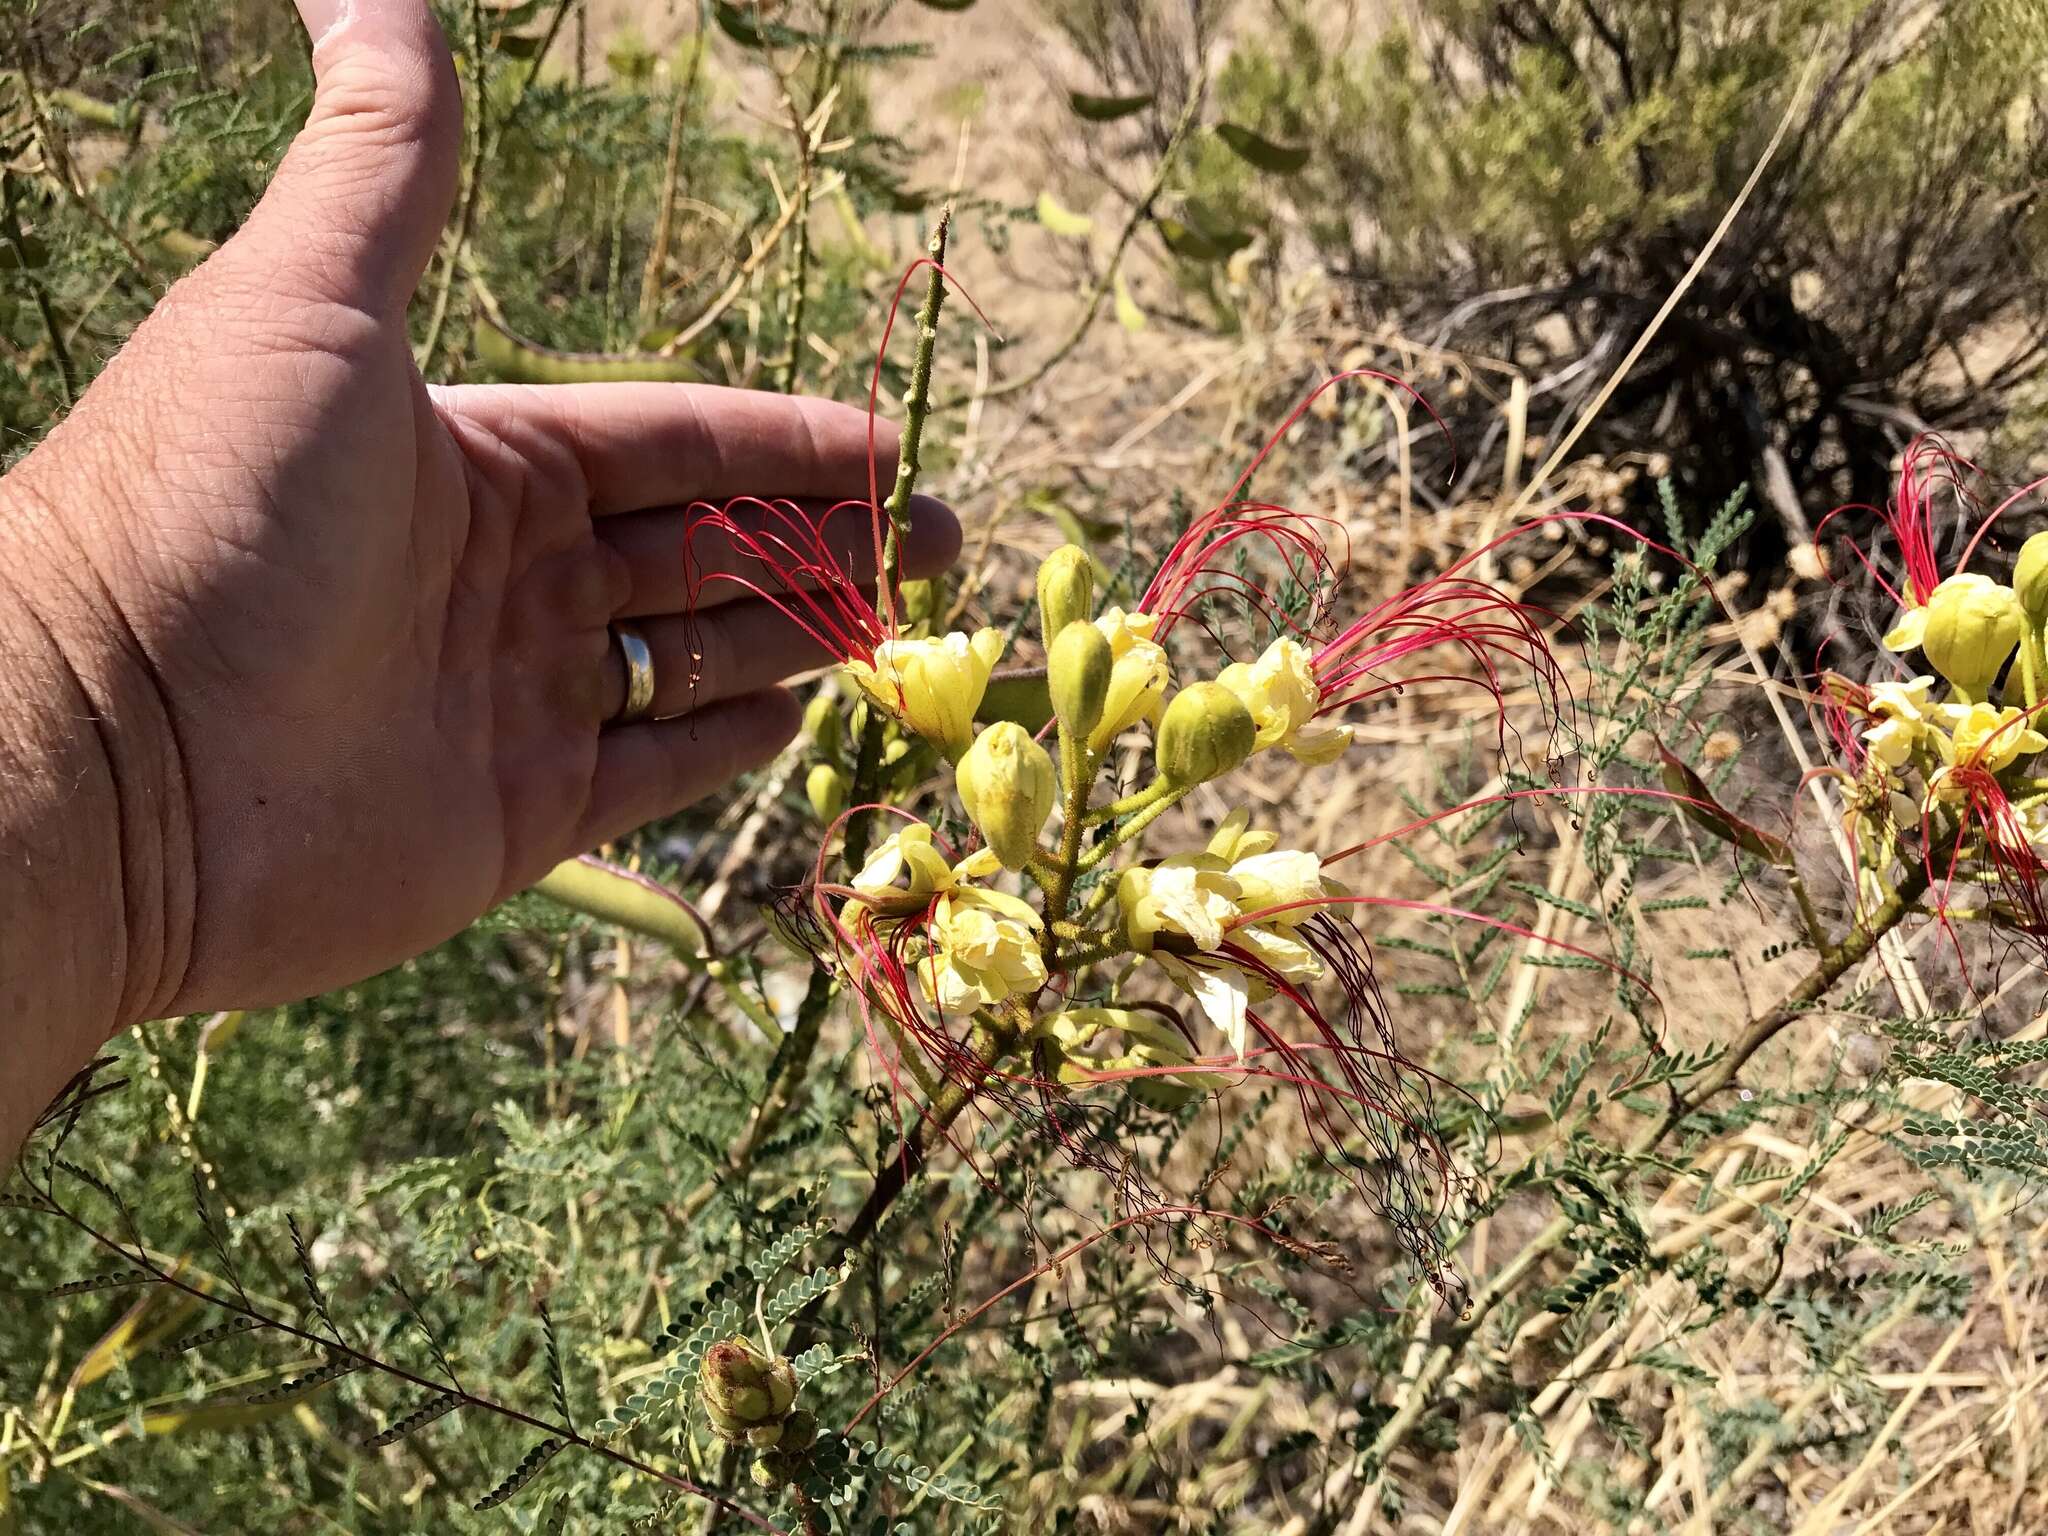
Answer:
xmin=1162 ymin=0 xmax=2048 ymax=539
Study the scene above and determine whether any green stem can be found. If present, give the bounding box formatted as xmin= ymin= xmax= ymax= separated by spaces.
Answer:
xmin=1085 ymin=775 xmax=1173 ymax=826
xmin=880 ymin=210 xmax=951 ymax=591
xmin=1079 ymin=785 xmax=1192 ymax=872
xmin=841 ymin=707 xmax=889 ymax=873
xmin=1358 ymin=861 xmax=1928 ymax=1482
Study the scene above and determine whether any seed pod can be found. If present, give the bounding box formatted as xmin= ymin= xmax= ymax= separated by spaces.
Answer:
xmin=1920 ymin=573 xmax=2022 ymax=694
xmin=699 ymin=1338 xmax=800 ymax=1445
xmin=1047 ymin=620 xmax=1112 ymax=743
xmin=956 ymin=722 xmax=1057 ymax=870
xmin=806 ymin=764 xmax=849 ymax=823
xmin=1156 ymin=682 xmax=1257 ymax=787
xmin=1037 ymin=545 xmax=1095 ymax=639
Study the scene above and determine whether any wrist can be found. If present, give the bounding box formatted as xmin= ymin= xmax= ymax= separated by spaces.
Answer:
xmin=0 ymin=481 xmax=195 ymax=1142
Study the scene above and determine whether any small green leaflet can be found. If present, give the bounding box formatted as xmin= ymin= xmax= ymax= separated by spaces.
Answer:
xmin=1069 ymin=90 xmax=1154 ymax=123
xmin=1215 ymin=122 xmax=1310 ymax=174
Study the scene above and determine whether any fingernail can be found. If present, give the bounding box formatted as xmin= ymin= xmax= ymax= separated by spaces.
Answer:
xmin=292 ymin=0 xmax=355 ymax=48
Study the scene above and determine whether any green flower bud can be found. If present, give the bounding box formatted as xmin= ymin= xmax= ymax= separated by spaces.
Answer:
xmin=802 ymin=691 xmax=842 ymax=758
xmin=750 ymin=1457 xmax=782 ymax=1491
xmin=956 ymin=721 xmax=1057 ymax=870
xmin=1047 ymin=620 xmax=1112 ymax=743
xmin=700 ymin=1338 xmax=799 ymax=1444
xmin=806 ymin=763 xmax=849 ymax=823
xmin=779 ymin=1410 xmax=818 ymax=1452
xmin=1921 ymin=573 xmax=2023 ymax=694
xmin=1156 ymin=682 xmax=1257 ymax=787
xmin=899 ymin=576 xmax=945 ymax=631
xmin=1037 ymin=545 xmax=1095 ymax=639
xmin=2017 ymin=532 xmax=2048 ymax=622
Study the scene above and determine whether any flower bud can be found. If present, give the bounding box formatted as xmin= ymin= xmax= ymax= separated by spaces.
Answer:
xmin=1087 ymin=641 xmax=1171 ymax=755
xmin=956 ymin=721 xmax=1056 ymax=870
xmin=1047 ymin=620 xmax=1112 ymax=743
xmin=899 ymin=576 xmax=945 ymax=631
xmin=802 ymin=691 xmax=842 ymax=758
xmin=2018 ymin=533 xmax=2048 ymax=622
xmin=1920 ymin=573 xmax=2023 ymax=694
xmin=805 ymin=763 xmax=848 ymax=823
xmin=1156 ymin=682 xmax=1257 ymax=787
xmin=700 ymin=1338 xmax=799 ymax=1445
xmin=1037 ymin=545 xmax=1095 ymax=639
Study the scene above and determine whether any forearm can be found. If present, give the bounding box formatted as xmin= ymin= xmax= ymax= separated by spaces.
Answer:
xmin=0 ymin=488 xmax=193 ymax=1161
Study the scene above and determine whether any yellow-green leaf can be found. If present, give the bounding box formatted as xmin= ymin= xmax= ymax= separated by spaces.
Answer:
xmin=1035 ymin=190 xmax=1094 ymax=239
xmin=1113 ymin=269 xmax=1147 ymax=332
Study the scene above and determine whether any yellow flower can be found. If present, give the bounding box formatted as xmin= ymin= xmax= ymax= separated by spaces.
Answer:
xmin=1202 ymin=807 xmax=1276 ymax=863
xmin=1079 ymin=608 xmax=1173 ymax=752
xmin=1039 ymin=1007 xmax=1228 ymax=1109
xmin=1935 ymin=700 xmax=2048 ymax=774
xmin=1861 ymin=675 xmax=1940 ymax=770
xmin=1215 ymin=637 xmax=1353 ymax=765
xmin=1090 ymin=641 xmax=1170 ymax=754
xmin=1228 ymin=848 xmax=1346 ymax=924
xmin=1093 ymin=607 xmax=1160 ymax=658
xmin=1117 ymin=857 xmax=1241 ymax=953
xmin=921 ymin=880 xmax=1046 ymax=1013
xmin=849 ymin=823 xmax=958 ymax=911
xmin=846 ymin=629 xmax=1005 ymax=757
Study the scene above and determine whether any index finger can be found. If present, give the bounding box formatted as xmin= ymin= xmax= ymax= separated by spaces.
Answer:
xmin=440 ymin=382 xmax=895 ymax=516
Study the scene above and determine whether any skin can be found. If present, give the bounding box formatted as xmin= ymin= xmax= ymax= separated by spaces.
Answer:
xmin=0 ymin=0 xmax=958 ymax=1158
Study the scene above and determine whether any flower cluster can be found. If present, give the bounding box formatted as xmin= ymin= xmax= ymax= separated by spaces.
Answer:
xmin=1828 ymin=443 xmax=2048 ymax=934
xmin=695 ymin=365 xmax=1597 ymax=1297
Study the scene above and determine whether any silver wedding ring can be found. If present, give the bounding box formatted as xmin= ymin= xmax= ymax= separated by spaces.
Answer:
xmin=609 ymin=622 xmax=656 ymax=725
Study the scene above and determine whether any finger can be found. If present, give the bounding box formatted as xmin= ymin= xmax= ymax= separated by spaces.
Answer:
xmin=602 ymin=599 xmax=851 ymax=722
xmin=601 ymin=494 xmax=961 ymax=618
xmin=434 ymin=383 xmax=900 ymax=515
xmin=577 ymin=689 xmax=803 ymax=848
xmin=229 ymin=0 xmax=461 ymax=315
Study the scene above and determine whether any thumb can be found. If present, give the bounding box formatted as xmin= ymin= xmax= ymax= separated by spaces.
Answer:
xmin=227 ymin=0 xmax=463 ymax=316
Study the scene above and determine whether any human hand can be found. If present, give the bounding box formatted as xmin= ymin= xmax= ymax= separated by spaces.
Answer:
xmin=0 ymin=0 xmax=957 ymax=1081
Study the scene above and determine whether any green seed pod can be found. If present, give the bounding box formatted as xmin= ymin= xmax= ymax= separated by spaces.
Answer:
xmin=956 ymin=721 xmax=1057 ymax=870
xmin=1047 ymin=620 xmax=1112 ymax=743
xmin=806 ymin=763 xmax=849 ymax=823
xmin=1037 ymin=545 xmax=1095 ymax=639
xmin=1920 ymin=573 xmax=2023 ymax=694
xmin=1156 ymin=682 xmax=1257 ymax=787
xmin=778 ymin=1410 xmax=819 ymax=1452
xmin=2017 ymin=533 xmax=2048 ymax=622
xmin=750 ymin=1457 xmax=783 ymax=1490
